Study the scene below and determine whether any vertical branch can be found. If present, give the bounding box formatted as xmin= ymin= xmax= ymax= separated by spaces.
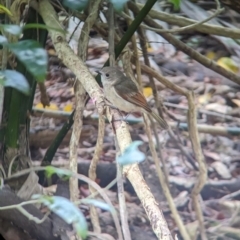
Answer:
xmin=108 ymin=3 xmax=115 ymax=67
xmin=127 ymin=60 xmax=190 ymax=239
xmin=121 ymin=43 xmax=174 ymax=240
xmin=136 ymin=26 xmax=169 ymax=186
xmin=125 ymin=7 xmax=170 ymax=188
xmin=137 ymin=27 xmax=163 ymax=116
xmin=128 ymin=1 xmax=240 ymax=86
xmin=187 ymin=91 xmax=207 ymax=240
xmin=69 ymin=0 xmax=102 ymax=203
xmin=74 ymin=0 xmax=103 ymax=234
xmin=69 ymin=82 xmax=85 ymax=202
xmin=136 ymin=62 xmax=206 ymax=239
xmin=124 ymin=6 xmax=141 ymax=87
xmin=116 ymin=139 xmax=131 ymax=240
xmin=38 ymin=0 xmax=177 ymax=239
xmin=108 ymin=3 xmax=130 ymax=240
xmin=88 ymin=113 xmax=105 ymax=234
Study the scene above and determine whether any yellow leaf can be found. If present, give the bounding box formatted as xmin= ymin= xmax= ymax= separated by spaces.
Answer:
xmin=198 ymin=89 xmax=215 ymax=105
xmin=63 ymin=104 xmax=73 ymax=112
xmin=232 ymin=99 xmax=240 ymax=108
xmin=35 ymin=103 xmax=44 ymax=109
xmin=147 ymin=47 xmax=154 ymax=53
xmin=217 ymin=57 xmax=239 ymax=73
xmin=48 ymin=49 xmax=57 ymax=56
xmin=143 ymin=87 xmax=153 ymax=98
xmin=0 ymin=4 xmax=12 ymax=16
xmin=46 ymin=103 xmax=58 ymax=110
xmin=205 ymin=51 xmax=216 ymax=60
xmin=35 ymin=103 xmax=58 ymax=110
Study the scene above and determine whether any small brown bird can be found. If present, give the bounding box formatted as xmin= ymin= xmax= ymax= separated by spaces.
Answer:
xmin=98 ymin=66 xmax=169 ymax=129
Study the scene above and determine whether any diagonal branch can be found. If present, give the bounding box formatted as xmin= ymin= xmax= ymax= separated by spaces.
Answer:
xmin=128 ymin=2 xmax=240 ymax=86
xmin=38 ymin=0 xmax=173 ymax=239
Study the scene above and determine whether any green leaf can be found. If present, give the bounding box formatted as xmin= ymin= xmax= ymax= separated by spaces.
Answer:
xmin=0 ymin=24 xmax=22 ymax=36
xmin=81 ymin=199 xmax=113 ymax=212
xmin=23 ymin=23 xmax=66 ymax=34
xmin=33 ymin=195 xmax=88 ymax=239
xmin=168 ymin=0 xmax=181 ymax=11
xmin=0 ymin=70 xmax=30 ymax=95
xmin=0 ymin=4 xmax=12 ymax=16
xmin=63 ymin=0 xmax=88 ymax=11
xmin=8 ymin=40 xmax=48 ymax=82
xmin=117 ymin=141 xmax=145 ymax=166
xmin=110 ymin=0 xmax=128 ymax=12
xmin=0 ymin=35 xmax=8 ymax=45
xmin=45 ymin=166 xmax=72 ymax=179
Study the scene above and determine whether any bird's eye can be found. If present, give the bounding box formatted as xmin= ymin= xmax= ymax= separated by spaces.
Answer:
xmin=106 ymin=73 xmax=109 ymax=77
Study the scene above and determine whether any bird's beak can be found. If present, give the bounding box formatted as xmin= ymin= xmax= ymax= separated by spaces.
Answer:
xmin=96 ymin=70 xmax=102 ymax=75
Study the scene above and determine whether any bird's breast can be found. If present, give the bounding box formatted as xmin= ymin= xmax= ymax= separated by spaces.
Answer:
xmin=104 ymin=84 xmax=137 ymax=112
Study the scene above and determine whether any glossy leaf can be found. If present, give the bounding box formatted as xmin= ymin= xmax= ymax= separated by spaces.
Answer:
xmin=110 ymin=0 xmax=129 ymax=12
xmin=0 ymin=35 xmax=8 ymax=45
xmin=0 ymin=4 xmax=12 ymax=16
xmin=143 ymin=87 xmax=153 ymax=98
xmin=117 ymin=141 xmax=145 ymax=166
xmin=81 ymin=199 xmax=113 ymax=212
xmin=217 ymin=57 xmax=239 ymax=73
xmin=63 ymin=0 xmax=88 ymax=11
xmin=32 ymin=195 xmax=88 ymax=239
xmin=45 ymin=166 xmax=72 ymax=179
xmin=0 ymin=24 xmax=22 ymax=36
xmin=63 ymin=103 xmax=73 ymax=112
xmin=35 ymin=103 xmax=59 ymax=110
xmin=168 ymin=0 xmax=181 ymax=11
xmin=23 ymin=23 xmax=66 ymax=34
xmin=0 ymin=70 xmax=30 ymax=95
xmin=8 ymin=40 xmax=48 ymax=82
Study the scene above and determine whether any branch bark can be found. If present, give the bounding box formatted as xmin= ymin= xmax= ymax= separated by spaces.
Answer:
xmin=38 ymin=0 xmax=172 ymax=239
xmin=220 ymin=0 xmax=240 ymax=13
xmin=136 ymin=3 xmax=240 ymax=39
xmin=129 ymin=2 xmax=240 ymax=86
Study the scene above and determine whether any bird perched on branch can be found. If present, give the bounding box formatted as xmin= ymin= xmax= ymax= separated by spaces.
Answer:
xmin=98 ymin=66 xmax=168 ymax=129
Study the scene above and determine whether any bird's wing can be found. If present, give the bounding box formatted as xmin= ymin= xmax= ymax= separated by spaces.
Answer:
xmin=114 ymin=79 xmax=151 ymax=112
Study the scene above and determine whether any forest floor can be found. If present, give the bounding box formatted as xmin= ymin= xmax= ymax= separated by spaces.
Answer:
xmin=30 ymin=31 xmax=240 ymax=239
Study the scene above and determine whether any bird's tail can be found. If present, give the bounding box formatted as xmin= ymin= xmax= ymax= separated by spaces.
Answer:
xmin=150 ymin=111 xmax=169 ymax=130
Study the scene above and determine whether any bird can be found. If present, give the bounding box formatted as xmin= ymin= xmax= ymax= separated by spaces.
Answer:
xmin=98 ymin=66 xmax=168 ymax=129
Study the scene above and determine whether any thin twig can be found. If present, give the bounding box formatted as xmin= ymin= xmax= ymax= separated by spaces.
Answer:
xmin=108 ymin=2 xmax=115 ymax=67
xmin=120 ymin=49 xmax=173 ymax=239
xmin=136 ymin=3 xmax=240 ymax=39
xmin=143 ymin=116 xmax=177 ymax=240
xmin=69 ymin=75 xmax=85 ymax=203
xmin=3 ymin=165 xmax=122 ymax=237
xmin=88 ymin=113 xmax=105 ymax=234
xmin=140 ymin=64 xmax=188 ymax=95
xmin=108 ymin=3 xmax=129 ymax=240
xmin=77 ymin=0 xmax=103 ymax=234
xmin=124 ymin=17 xmax=207 ymax=236
xmin=187 ymin=91 xmax=208 ymax=240
xmin=128 ymin=1 xmax=240 ymax=86
xmin=38 ymin=1 xmax=187 ymax=239
xmin=136 ymin=20 xmax=171 ymax=188
xmin=116 ymin=151 xmax=131 ymax=240
xmin=31 ymin=108 xmax=240 ymax=136
xmin=136 ymin=16 xmax=162 ymax=115
xmin=168 ymin=129 xmax=198 ymax=170
xmin=73 ymin=4 xmax=240 ymax=40
xmin=124 ymin=0 xmax=224 ymax=34
xmin=164 ymin=102 xmax=240 ymax=123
